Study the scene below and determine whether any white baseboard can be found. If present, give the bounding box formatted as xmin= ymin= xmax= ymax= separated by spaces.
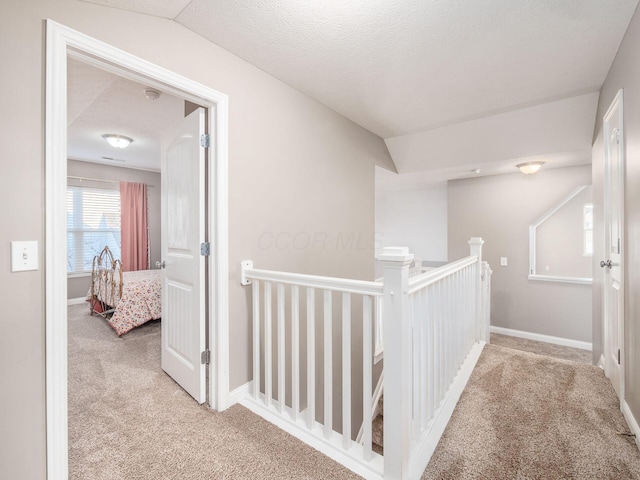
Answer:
xmin=67 ymin=297 xmax=87 ymax=306
xmin=490 ymin=326 xmax=592 ymax=351
xmin=621 ymin=400 xmax=640 ymax=451
xmin=228 ymin=381 xmax=252 ymax=406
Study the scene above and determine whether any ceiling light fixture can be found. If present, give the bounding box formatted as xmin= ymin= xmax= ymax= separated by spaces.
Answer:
xmin=516 ymin=161 xmax=545 ymax=175
xmin=144 ymin=88 xmax=161 ymax=100
xmin=102 ymin=134 xmax=133 ymax=149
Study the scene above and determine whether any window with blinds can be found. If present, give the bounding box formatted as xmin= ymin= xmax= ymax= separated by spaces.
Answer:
xmin=66 ymin=185 xmax=121 ymax=274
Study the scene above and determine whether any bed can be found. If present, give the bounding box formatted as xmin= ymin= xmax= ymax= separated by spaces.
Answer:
xmin=87 ymin=246 xmax=162 ymax=336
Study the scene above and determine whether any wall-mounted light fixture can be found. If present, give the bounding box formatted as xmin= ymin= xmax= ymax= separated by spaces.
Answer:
xmin=516 ymin=161 xmax=545 ymax=175
xmin=102 ymin=134 xmax=133 ymax=149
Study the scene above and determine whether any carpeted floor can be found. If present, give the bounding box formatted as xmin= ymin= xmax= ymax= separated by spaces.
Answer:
xmin=490 ymin=332 xmax=594 ymax=364
xmin=69 ymin=304 xmax=640 ymax=479
xmin=422 ymin=344 xmax=640 ymax=479
xmin=67 ymin=304 xmax=360 ymax=480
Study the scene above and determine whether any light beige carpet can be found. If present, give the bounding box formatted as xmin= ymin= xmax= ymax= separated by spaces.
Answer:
xmin=490 ymin=332 xmax=593 ymax=364
xmin=69 ymin=304 xmax=640 ymax=479
xmin=423 ymin=344 xmax=640 ymax=479
xmin=67 ymin=304 xmax=360 ymax=480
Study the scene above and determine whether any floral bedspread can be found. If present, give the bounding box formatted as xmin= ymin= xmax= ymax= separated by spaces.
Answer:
xmin=89 ymin=269 xmax=162 ymax=336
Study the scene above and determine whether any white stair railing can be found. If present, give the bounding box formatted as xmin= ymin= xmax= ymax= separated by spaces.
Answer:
xmin=239 ymin=262 xmax=385 ymax=479
xmin=239 ymin=237 xmax=490 ymax=480
xmin=380 ymin=237 xmax=488 ymax=479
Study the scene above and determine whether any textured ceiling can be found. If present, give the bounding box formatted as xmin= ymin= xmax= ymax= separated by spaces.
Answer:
xmin=122 ymin=0 xmax=638 ymax=139
xmin=67 ymin=58 xmax=184 ymax=171
xmin=77 ymin=0 xmax=639 ymax=182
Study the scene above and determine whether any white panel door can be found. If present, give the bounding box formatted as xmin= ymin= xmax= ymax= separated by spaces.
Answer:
xmin=602 ymin=90 xmax=624 ymax=399
xmin=161 ymin=107 xmax=206 ymax=404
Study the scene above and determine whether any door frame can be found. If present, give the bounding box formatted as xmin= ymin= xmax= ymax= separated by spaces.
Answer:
xmin=45 ymin=20 xmax=230 ymax=479
xmin=602 ymin=88 xmax=625 ymax=400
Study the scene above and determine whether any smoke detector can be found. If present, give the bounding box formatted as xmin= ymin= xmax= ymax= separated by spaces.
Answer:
xmin=144 ymin=88 xmax=161 ymax=100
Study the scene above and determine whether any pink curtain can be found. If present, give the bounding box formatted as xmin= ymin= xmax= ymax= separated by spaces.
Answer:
xmin=120 ymin=181 xmax=149 ymax=271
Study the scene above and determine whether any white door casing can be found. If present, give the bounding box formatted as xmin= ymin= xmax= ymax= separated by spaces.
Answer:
xmin=46 ymin=21 xmax=229 ymax=480
xmin=602 ymin=89 xmax=624 ymax=400
xmin=161 ymin=107 xmax=207 ymax=404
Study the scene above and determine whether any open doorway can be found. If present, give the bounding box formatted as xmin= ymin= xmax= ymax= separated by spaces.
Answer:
xmin=45 ymin=21 xmax=230 ymax=479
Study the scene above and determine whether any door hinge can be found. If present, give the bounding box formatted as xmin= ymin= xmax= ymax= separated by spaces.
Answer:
xmin=200 ymin=242 xmax=211 ymax=256
xmin=618 ymin=348 xmax=621 ymax=365
xmin=201 ymin=134 xmax=210 ymax=148
xmin=201 ymin=349 xmax=211 ymax=365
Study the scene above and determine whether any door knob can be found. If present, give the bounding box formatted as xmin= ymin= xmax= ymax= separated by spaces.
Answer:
xmin=156 ymin=260 xmax=166 ymax=269
xmin=600 ymin=260 xmax=613 ymax=269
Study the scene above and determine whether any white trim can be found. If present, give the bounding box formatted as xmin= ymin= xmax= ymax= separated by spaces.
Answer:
xmin=45 ymin=20 xmax=229 ymax=480
xmin=242 ymin=264 xmax=384 ymax=296
xmin=408 ymin=341 xmax=485 ymax=479
xmin=228 ymin=381 xmax=252 ymax=406
xmin=490 ymin=326 xmax=592 ymax=351
xmin=597 ymin=354 xmax=605 ymax=370
xmin=240 ymin=397 xmax=384 ymax=480
xmin=621 ymin=400 xmax=640 ymax=451
xmin=528 ymin=274 xmax=592 ymax=285
xmin=67 ymin=297 xmax=87 ymax=306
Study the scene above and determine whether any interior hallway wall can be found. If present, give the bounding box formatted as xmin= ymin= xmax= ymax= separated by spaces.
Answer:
xmin=375 ymin=182 xmax=448 ymax=273
xmin=448 ymin=165 xmax=592 ymax=343
xmin=0 ymin=1 xmax=395 ymax=478
xmin=592 ymin=0 xmax=640 ymax=430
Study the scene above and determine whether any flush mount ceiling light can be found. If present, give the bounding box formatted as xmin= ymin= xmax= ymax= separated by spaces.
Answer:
xmin=516 ymin=161 xmax=545 ymax=175
xmin=102 ymin=134 xmax=133 ymax=149
xmin=143 ymin=88 xmax=161 ymax=100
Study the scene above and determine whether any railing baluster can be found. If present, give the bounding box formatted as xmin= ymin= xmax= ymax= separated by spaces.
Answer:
xmin=253 ymin=280 xmax=261 ymax=400
xmin=437 ymin=280 xmax=444 ymax=402
xmin=307 ymin=288 xmax=315 ymax=430
xmin=324 ymin=289 xmax=333 ymax=439
xmin=420 ymin=288 xmax=428 ymax=430
xmin=362 ymin=295 xmax=373 ymax=461
xmin=412 ymin=292 xmax=420 ymax=441
xmin=427 ymin=285 xmax=435 ymax=420
xmin=292 ymin=285 xmax=300 ymax=422
xmin=342 ymin=292 xmax=351 ymax=449
xmin=375 ymin=296 xmax=383 ymax=357
xmin=265 ymin=282 xmax=272 ymax=408
xmin=277 ymin=283 xmax=285 ymax=414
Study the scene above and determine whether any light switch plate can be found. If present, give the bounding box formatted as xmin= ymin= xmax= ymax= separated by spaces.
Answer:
xmin=500 ymin=257 xmax=508 ymax=267
xmin=11 ymin=241 xmax=39 ymax=272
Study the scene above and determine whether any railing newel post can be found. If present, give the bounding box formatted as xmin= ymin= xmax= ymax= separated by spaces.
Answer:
xmin=377 ymin=246 xmax=413 ymax=480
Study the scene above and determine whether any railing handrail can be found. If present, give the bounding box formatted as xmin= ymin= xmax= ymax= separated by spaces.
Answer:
xmin=243 ymin=265 xmax=384 ymax=296
xmin=408 ymin=255 xmax=478 ymax=294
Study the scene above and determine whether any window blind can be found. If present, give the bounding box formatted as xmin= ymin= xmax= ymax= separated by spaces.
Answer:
xmin=66 ymin=185 xmax=121 ymax=273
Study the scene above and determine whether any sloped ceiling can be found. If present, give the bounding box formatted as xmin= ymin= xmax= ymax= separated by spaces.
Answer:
xmin=67 ymin=58 xmax=184 ymax=171
xmin=79 ymin=0 xmax=639 ymax=182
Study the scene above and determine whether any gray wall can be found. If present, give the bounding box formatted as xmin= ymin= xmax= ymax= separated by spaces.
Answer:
xmin=67 ymin=160 xmax=162 ymax=299
xmin=0 ymin=1 xmax=394 ymax=478
xmin=375 ymin=183 xmax=448 ymax=265
xmin=592 ymin=1 xmax=640 ymax=429
xmin=536 ymin=186 xmax=592 ymax=279
xmin=448 ymin=165 xmax=592 ymax=342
